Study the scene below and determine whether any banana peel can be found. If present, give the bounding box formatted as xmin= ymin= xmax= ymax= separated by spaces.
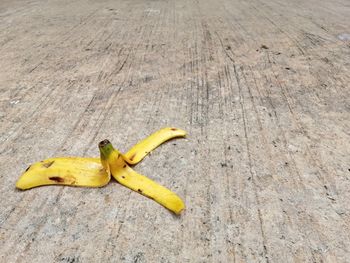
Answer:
xmin=99 ymin=139 xmax=185 ymax=214
xmin=16 ymin=127 xmax=185 ymax=190
xmin=16 ymin=127 xmax=186 ymax=214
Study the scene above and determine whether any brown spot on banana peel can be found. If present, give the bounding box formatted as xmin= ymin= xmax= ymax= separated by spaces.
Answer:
xmin=25 ymin=166 xmax=31 ymax=172
xmin=49 ymin=176 xmax=76 ymax=185
xmin=170 ymin=128 xmax=177 ymax=131
xmin=49 ymin=176 xmax=65 ymax=183
xmin=42 ymin=161 xmax=54 ymax=168
xmin=129 ymin=153 xmax=136 ymax=161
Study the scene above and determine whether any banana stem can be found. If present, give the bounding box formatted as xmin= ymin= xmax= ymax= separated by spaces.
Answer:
xmin=99 ymin=139 xmax=114 ymax=159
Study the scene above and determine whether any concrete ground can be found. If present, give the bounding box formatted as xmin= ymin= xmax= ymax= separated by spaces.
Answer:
xmin=1 ymin=0 xmax=350 ymax=262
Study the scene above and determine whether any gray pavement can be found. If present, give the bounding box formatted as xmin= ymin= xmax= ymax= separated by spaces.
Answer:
xmin=0 ymin=0 xmax=350 ymax=262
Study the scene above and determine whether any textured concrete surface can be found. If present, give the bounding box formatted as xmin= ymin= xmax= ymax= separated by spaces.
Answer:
xmin=1 ymin=0 xmax=350 ymax=262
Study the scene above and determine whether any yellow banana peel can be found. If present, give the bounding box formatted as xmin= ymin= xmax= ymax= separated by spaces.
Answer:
xmin=99 ymin=139 xmax=185 ymax=214
xmin=16 ymin=127 xmax=186 ymax=214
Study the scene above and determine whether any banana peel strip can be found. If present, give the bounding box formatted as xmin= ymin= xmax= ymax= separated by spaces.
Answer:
xmin=124 ymin=127 xmax=186 ymax=164
xmin=16 ymin=157 xmax=110 ymax=189
xmin=16 ymin=127 xmax=186 ymax=214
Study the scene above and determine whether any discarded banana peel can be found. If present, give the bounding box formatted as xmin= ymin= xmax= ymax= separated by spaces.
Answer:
xmin=16 ymin=127 xmax=186 ymax=190
xmin=16 ymin=127 xmax=186 ymax=214
xmin=99 ymin=139 xmax=185 ymax=214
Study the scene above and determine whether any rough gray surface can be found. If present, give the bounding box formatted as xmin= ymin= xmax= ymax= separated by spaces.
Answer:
xmin=0 ymin=0 xmax=350 ymax=262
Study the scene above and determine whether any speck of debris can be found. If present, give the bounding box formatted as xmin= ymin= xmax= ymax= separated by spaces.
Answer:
xmin=327 ymin=195 xmax=336 ymax=201
xmin=220 ymin=163 xmax=227 ymax=167
xmin=261 ymin=44 xmax=269 ymax=49
xmin=336 ymin=211 xmax=345 ymax=216
xmin=285 ymin=67 xmax=291 ymax=70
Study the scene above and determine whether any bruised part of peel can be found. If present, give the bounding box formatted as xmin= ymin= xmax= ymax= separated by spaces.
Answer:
xmin=16 ymin=157 xmax=110 ymax=190
xmin=124 ymin=127 xmax=186 ymax=165
xmin=99 ymin=140 xmax=185 ymax=214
